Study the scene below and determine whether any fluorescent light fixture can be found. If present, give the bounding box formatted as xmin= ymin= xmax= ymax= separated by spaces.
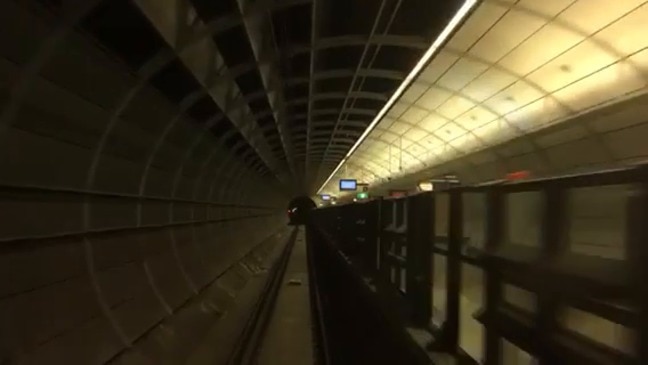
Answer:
xmin=316 ymin=0 xmax=478 ymax=194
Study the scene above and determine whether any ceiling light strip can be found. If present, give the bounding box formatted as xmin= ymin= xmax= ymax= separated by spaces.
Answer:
xmin=317 ymin=0 xmax=479 ymax=194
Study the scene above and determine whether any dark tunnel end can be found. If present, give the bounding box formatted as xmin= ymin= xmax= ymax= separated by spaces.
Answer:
xmin=287 ymin=196 xmax=316 ymax=225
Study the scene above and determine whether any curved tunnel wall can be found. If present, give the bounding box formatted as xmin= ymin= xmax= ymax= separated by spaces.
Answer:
xmin=0 ymin=1 xmax=287 ymax=364
xmin=373 ymin=89 xmax=648 ymax=194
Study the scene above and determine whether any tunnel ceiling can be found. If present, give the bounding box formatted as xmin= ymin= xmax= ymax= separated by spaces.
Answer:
xmin=64 ymin=0 xmax=466 ymax=194
xmin=321 ymin=0 xmax=648 ymax=195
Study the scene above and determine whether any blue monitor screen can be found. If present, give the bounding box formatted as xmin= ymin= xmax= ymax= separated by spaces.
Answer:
xmin=339 ymin=179 xmax=357 ymax=191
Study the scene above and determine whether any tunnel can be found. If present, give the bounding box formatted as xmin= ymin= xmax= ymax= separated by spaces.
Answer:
xmin=287 ymin=196 xmax=316 ymax=225
xmin=1 ymin=0 xmax=648 ymax=364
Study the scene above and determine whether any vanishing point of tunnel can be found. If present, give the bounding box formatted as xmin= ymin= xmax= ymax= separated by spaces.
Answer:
xmin=1 ymin=0 xmax=648 ymax=364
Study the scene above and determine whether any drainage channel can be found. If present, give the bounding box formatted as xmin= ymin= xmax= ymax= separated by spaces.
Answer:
xmin=226 ymin=226 xmax=303 ymax=365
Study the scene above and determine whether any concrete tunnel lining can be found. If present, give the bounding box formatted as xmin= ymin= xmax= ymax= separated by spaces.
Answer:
xmin=0 ymin=1 xmax=290 ymax=364
xmin=0 ymin=0 xmax=644 ymax=364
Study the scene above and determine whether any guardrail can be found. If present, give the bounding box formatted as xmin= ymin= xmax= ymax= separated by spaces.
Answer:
xmin=311 ymin=164 xmax=648 ymax=365
xmin=306 ymin=222 xmax=430 ymax=365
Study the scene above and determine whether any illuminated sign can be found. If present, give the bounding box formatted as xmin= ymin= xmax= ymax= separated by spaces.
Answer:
xmin=321 ymin=194 xmax=331 ymax=201
xmin=506 ymin=170 xmax=530 ymax=181
xmin=418 ymin=181 xmax=433 ymax=191
xmin=389 ymin=190 xmax=407 ymax=198
xmin=356 ymin=192 xmax=369 ymax=200
xmin=428 ymin=175 xmax=461 ymax=191
xmin=339 ymin=179 xmax=357 ymax=191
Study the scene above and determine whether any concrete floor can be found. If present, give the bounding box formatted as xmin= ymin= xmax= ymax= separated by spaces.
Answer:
xmin=184 ymin=229 xmax=291 ymax=365
xmin=257 ymin=228 xmax=313 ymax=365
